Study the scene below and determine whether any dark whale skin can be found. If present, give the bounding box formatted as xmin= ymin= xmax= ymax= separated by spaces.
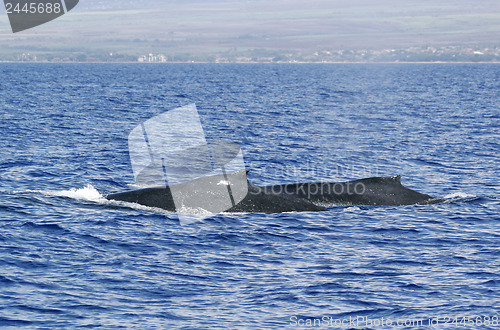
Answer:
xmin=106 ymin=175 xmax=440 ymax=213
xmin=263 ymin=175 xmax=442 ymax=207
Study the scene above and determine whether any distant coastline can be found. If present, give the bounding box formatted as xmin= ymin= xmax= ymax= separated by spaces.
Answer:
xmin=3 ymin=46 xmax=500 ymax=64
xmin=2 ymin=60 xmax=500 ymax=64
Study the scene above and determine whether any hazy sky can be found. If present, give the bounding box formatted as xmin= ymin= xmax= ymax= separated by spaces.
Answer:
xmin=1 ymin=0 xmax=500 ymax=56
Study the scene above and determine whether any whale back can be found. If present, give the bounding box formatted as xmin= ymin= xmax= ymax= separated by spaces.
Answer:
xmin=262 ymin=175 xmax=437 ymax=206
xmin=107 ymin=174 xmax=439 ymax=213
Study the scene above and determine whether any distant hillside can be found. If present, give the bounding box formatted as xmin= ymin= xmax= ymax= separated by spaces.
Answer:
xmin=1 ymin=0 xmax=500 ymax=62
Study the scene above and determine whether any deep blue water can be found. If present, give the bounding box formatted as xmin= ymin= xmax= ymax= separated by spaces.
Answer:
xmin=0 ymin=63 xmax=499 ymax=329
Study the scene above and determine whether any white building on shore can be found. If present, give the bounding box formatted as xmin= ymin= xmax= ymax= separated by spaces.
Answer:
xmin=138 ymin=54 xmax=167 ymax=62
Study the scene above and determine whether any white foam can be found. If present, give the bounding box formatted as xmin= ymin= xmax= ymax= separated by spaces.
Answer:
xmin=344 ymin=206 xmax=361 ymax=212
xmin=105 ymin=199 xmax=173 ymax=214
xmin=177 ymin=205 xmax=212 ymax=215
xmin=14 ymin=185 xmax=104 ymax=202
xmin=12 ymin=185 xmax=177 ymax=215
xmin=444 ymin=192 xmax=476 ymax=199
xmin=46 ymin=184 xmax=105 ymax=202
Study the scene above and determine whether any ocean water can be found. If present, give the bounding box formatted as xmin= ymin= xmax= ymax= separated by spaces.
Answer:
xmin=0 ymin=63 xmax=499 ymax=329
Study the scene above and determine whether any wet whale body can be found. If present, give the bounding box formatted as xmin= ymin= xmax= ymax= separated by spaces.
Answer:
xmin=106 ymin=171 xmax=441 ymax=213
xmin=114 ymin=107 xmax=440 ymax=214
xmin=257 ymin=175 xmax=440 ymax=209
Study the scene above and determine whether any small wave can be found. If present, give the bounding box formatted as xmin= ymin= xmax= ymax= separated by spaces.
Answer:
xmin=444 ymin=192 xmax=476 ymax=199
xmin=14 ymin=184 xmax=105 ymax=202
xmin=177 ymin=206 xmax=212 ymax=215
xmin=443 ymin=192 xmax=481 ymax=204
xmin=45 ymin=185 xmax=105 ymax=202
xmin=408 ymin=158 xmax=450 ymax=168
xmin=0 ymin=317 xmax=34 ymax=326
xmin=343 ymin=206 xmax=361 ymax=212
xmin=13 ymin=185 xmax=174 ymax=215
xmin=22 ymin=222 xmax=66 ymax=232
